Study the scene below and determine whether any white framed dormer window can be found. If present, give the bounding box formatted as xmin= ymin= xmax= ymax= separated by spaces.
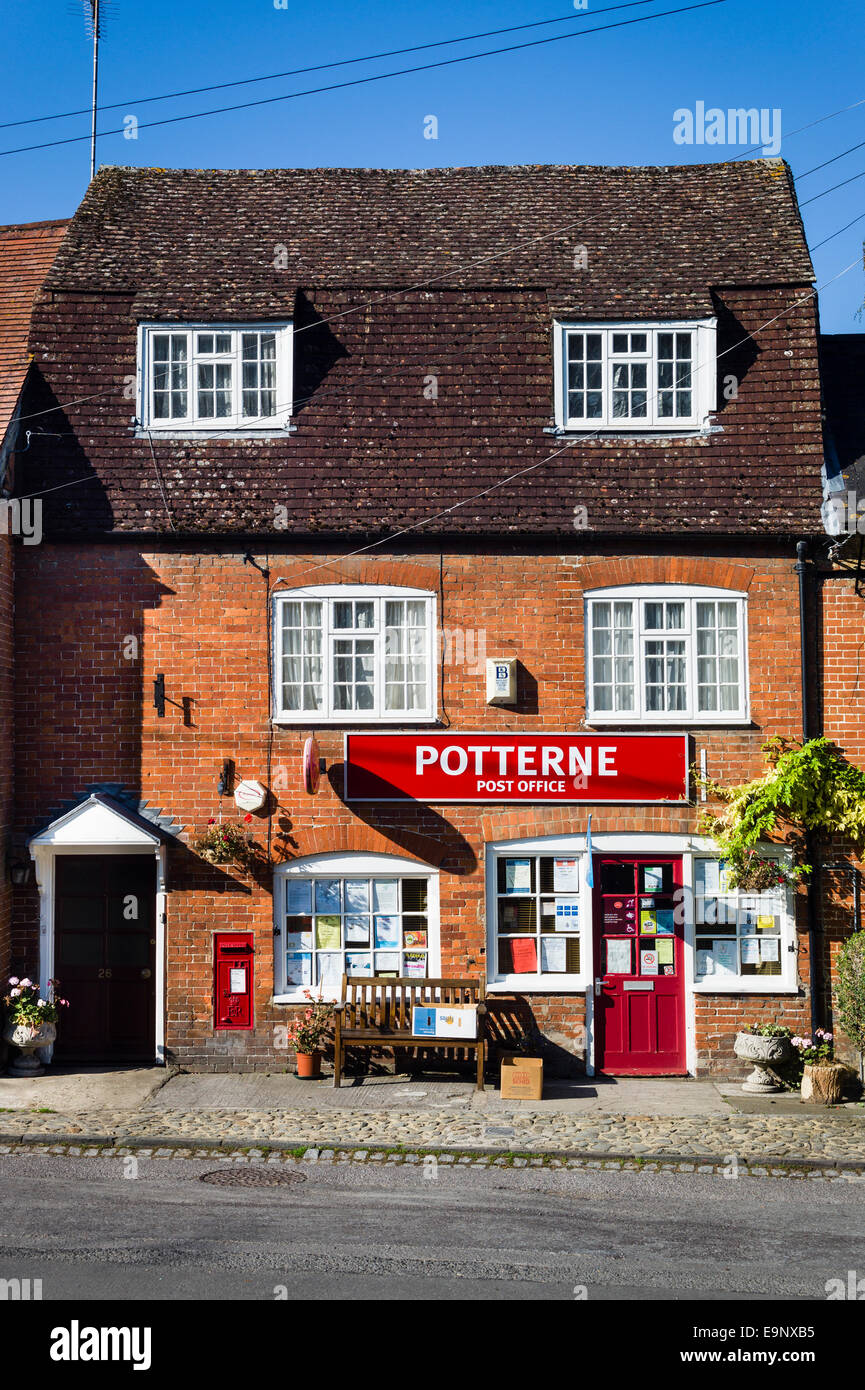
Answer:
xmin=486 ymin=842 xmax=588 ymax=992
xmin=691 ymin=854 xmax=798 ymax=993
xmin=273 ymin=853 xmax=440 ymax=1001
xmin=553 ymin=321 xmax=716 ymax=431
xmin=585 ymin=585 xmax=749 ymax=724
xmin=272 ymin=585 xmax=437 ymax=724
xmin=137 ymin=322 xmax=292 ymax=433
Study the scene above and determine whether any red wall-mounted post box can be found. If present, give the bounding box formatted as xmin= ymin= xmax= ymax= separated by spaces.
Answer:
xmin=213 ymin=933 xmax=254 ymax=1030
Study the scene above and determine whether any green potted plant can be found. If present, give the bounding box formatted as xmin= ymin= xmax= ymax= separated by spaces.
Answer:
xmin=733 ymin=1022 xmax=793 ymax=1093
xmin=794 ymin=1029 xmax=845 ymax=1105
xmin=285 ymin=990 xmax=334 ymax=1079
xmin=2 ymin=977 xmax=69 ymax=1077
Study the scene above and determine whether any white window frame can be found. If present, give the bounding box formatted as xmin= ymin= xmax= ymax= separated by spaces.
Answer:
xmin=136 ymin=321 xmax=293 ymax=435
xmin=273 ymin=852 xmax=441 ymax=1002
xmin=552 ymin=319 xmax=716 ymax=432
xmin=272 ymin=584 xmax=438 ymax=725
xmin=690 ymin=850 xmax=798 ymax=995
xmin=584 ymin=584 xmax=749 ymax=725
xmin=485 ymin=838 xmax=590 ymax=992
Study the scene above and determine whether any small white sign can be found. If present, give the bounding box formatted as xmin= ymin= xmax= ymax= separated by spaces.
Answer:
xmin=234 ymin=779 xmax=267 ymax=812
xmin=229 ymin=968 xmax=247 ymax=994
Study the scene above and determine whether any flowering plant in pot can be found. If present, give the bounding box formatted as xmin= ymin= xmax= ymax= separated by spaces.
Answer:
xmin=285 ymin=990 xmax=334 ymax=1079
xmin=733 ymin=1022 xmax=793 ymax=1094
xmin=793 ymin=1029 xmax=845 ymax=1105
xmin=194 ymin=815 xmax=259 ymax=868
xmin=2 ymin=977 xmax=69 ymax=1077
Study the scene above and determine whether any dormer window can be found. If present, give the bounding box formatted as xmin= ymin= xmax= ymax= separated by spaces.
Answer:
xmin=553 ymin=321 xmax=716 ymax=431
xmin=136 ymin=322 xmax=292 ymax=433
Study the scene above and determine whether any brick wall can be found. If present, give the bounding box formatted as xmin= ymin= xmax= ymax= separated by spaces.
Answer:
xmin=13 ymin=540 xmax=818 ymax=1076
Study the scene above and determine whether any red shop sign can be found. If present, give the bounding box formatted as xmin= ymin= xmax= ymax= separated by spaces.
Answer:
xmin=343 ymin=733 xmax=689 ymax=804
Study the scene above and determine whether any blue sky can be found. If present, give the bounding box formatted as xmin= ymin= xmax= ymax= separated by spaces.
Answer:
xmin=2 ymin=0 xmax=863 ymax=330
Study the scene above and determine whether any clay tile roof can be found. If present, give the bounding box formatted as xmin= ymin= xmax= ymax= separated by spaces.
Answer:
xmin=0 ymin=218 xmax=69 ymax=443
xmin=47 ymin=161 xmax=812 ymax=317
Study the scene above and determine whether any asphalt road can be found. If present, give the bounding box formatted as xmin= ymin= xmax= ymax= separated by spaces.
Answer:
xmin=1 ymin=1152 xmax=863 ymax=1301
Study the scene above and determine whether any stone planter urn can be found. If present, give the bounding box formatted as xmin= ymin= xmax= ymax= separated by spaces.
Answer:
xmin=733 ymin=1031 xmax=792 ymax=1094
xmin=801 ymin=1062 xmax=846 ymax=1106
xmin=3 ymin=1020 xmax=56 ymax=1077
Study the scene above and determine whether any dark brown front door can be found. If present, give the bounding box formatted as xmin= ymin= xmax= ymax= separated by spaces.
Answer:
xmin=54 ymin=855 xmax=156 ymax=1061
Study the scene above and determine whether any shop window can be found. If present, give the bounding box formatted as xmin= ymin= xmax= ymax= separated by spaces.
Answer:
xmin=585 ymin=585 xmax=748 ymax=724
xmin=274 ymin=856 xmax=439 ymax=1000
xmin=272 ymin=585 xmax=436 ymax=723
xmin=692 ymin=856 xmax=796 ymax=991
xmin=491 ymin=851 xmax=584 ymax=988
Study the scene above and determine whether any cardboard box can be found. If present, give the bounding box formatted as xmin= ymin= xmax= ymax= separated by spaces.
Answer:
xmin=499 ymin=1053 xmax=544 ymax=1099
xmin=411 ymin=1004 xmax=478 ymax=1039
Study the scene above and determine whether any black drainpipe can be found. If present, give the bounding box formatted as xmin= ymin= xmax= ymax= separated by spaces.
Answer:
xmin=795 ymin=540 xmax=822 ymax=1034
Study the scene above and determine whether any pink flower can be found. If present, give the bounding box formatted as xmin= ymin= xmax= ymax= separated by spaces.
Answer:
xmin=8 ymin=977 xmax=19 ymax=986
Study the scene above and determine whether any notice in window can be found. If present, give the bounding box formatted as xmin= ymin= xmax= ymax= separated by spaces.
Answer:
xmin=404 ymin=951 xmax=427 ymax=977
xmin=760 ymin=937 xmax=780 ymax=962
xmin=554 ymin=898 xmax=580 ymax=930
xmin=509 ymin=938 xmax=538 ymax=973
xmin=741 ymin=937 xmax=760 ymax=965
xmin=655 ymin=910 xmax=674 ymax=935
xmin=606 ymin=939 xmax=632 ymax=974
xmin=643 ymin=867 xmax=664 ymax=892
xmin=315 ymin=916 xmax=341 ymax=950
xmin=505 ymin=859 xmax=532 ymax=893
xmin=640 ymin=949 xmax=659 ymax=976
xmin=640 ymin=910 xmax=657 ymax=934
xmin=553 ymin=858 xmax=580 ymax=893
xmin=540 ymin=937 xmax=568 ymax=973
xmin=757 ymin=914 xmax=776 ymax=932
xmin=656 ymin=938 xmax=674 ymax=967
xmin=712 ymin=940 xmax=737 ymax=976
xmin=696 ymin=950 xmax=713 ymax=977
xmin=286 ymin=954 xmax=311 ymax=986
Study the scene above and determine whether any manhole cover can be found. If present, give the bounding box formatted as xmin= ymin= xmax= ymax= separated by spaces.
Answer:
xmin=199 ymin=1167 xmax=307 ymax=1187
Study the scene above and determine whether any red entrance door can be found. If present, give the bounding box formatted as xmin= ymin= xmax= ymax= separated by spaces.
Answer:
xmin=593 ymin=856 xmax=686 ymax=1075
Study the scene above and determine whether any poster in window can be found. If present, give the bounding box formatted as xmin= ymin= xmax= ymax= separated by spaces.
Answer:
xmin=346 ymin=953 xmax=372 ymax=976
xmin=656 ymin=938 xmax=674 ymax=966
xmin=639 ymin=910 xmax=657 ymax=934
xmin=404 ymin=951 xmax=427 ymax=977
xmin=741 ymin=937 xmax=761 ymax=965
xmin=640 ymin=948 xmax=659 ymax=976
xmin=760 ymin=937 xmax=780 ymax=962
xmin=317 ymin=952 xmax=342 ymax=987
xmin=509 ymin=938 xmax=538 ymax=973
xmin=604 ymin=901 xmax=633 ymax=930
xmin=404 ymin=929 xmax=427 ymax=948
xmin=606 ymin=938 xmax=632 ymax=974
xmin=374 ymin=951 xmax=400 ymax=976
xmin=315 ymin=916 xmax=341 ymax=950
xmin=696 ymin=950 xmax=713 ymax=977
xmin=712 ymin=939 xmax=737 ymax=976
xmin=699 ymin=861 xmax=720 ymax=894
xmin=374 ymin=916 xmax=400 ymax=948
xmin=554 ymin=898 xmax=580 ymax=930
xmin=643 ymin=867 xmax=664 ymax=892
xmin=344 ymin=879 xmax=370 ymax=911
xmin=285 ymin=880 xmax=312 ymax=915
xmin=372 ymin=880 xmax=399 ymax=913
xmin=540 ymin=936 xmax=567 ymax=972
xmin=314 ymin=879 xmax=341 ymax=913
xmin=286 ymin=925 xmax=312 ymax=951
xmin=553 ymin=858 xmax=580 ymax=893
xmin=655 ymin=909 xmax=674 ymax=935
xmin=286 ymin=954 xmax=311 ymax=986
xmin=505 ymin=859 xmax=532 ymax=893
xmin=345 ymin=916 xmax=370 ymax=945
xmin=757 ymin=914 xmax=776 ymax=932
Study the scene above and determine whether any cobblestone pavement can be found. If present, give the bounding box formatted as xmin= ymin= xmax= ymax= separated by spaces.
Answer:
xmin=1 ymin=1101 xmax=862 ymax=1164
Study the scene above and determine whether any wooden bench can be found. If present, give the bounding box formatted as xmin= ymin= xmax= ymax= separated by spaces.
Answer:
xmin=332 ymin=974 xmax=487 ymax=1090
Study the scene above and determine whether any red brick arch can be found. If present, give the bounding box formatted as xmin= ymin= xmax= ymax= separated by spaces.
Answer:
xmin=280 ymin=820 xmax=448 ymax=867
xmin=573 ymin=556 xmax=755 ymax=593
xmin=268 ymin=555 xmax=439 ymax=593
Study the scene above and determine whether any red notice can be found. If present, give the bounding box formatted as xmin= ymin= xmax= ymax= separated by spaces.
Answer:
xmin=343 ymin=733 xmax=689 ymax=804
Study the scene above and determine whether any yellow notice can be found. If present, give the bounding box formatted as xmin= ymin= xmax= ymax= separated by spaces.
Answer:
xmin=656 ymin=938 xmax=674 ymax=966
xmin=315 ymin=915 xmax=341 ymax=949
xmin=756 ymin=915 xmax=776 ymax=931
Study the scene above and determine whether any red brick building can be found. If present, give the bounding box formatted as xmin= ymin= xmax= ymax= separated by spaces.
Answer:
xmin=2 ymin=162 xmax=857 ymax=1078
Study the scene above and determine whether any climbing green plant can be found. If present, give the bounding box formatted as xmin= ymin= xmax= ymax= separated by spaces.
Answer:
xmin=697 ymin=737 xmax=865 ymax=890
xmin=836 ymin=932 xmax=865 ymax=1057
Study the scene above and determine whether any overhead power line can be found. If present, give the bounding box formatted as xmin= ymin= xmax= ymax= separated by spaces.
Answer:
xmin=0 ymin=0 xmax=670 ymax=132
xmin=0 ymin=0 xmax=726 ymax=160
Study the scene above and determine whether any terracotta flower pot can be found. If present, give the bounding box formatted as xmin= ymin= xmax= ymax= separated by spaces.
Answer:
xmin=296 ymin=1050 xmax=321 ymax=1079
xmin=3 ymin=1020 xmax=56 ymax=1077
xmin=801 ymin=1062 xmax=845 ymax=1106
